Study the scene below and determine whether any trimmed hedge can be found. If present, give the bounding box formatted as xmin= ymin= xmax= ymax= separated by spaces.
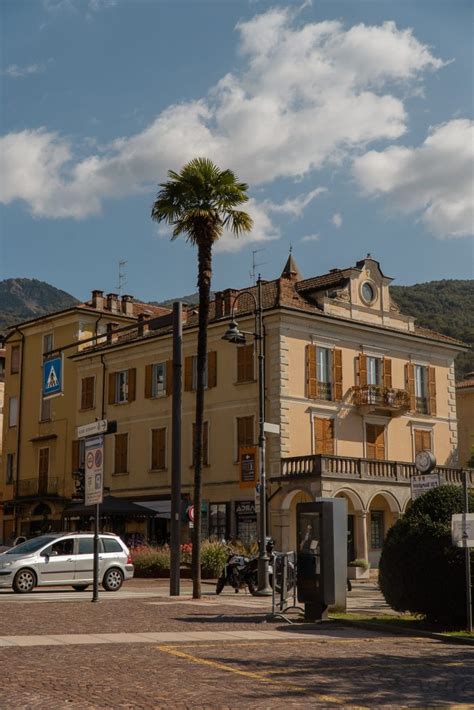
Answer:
xmin=379 ymin=485 xmax=474 ymax=626
xmin=131 ymin=540 xmax=229 ymax=578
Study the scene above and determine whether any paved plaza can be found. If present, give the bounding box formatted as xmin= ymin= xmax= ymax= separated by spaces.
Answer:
xmin=0 ymin=580 xmax=472 ymax=708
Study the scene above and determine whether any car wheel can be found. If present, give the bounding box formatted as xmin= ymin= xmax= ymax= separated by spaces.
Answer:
xmin=72 ymin=585 xmax=89 ymax=591
xmin=13 ymin=569 xmax=36 ymax=594
xmin=102 ymin=568 xmax=124 ymax=592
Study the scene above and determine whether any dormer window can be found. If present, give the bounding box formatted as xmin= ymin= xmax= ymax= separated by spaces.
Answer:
xmin=361 ymin=282 xmax=375 ymax=305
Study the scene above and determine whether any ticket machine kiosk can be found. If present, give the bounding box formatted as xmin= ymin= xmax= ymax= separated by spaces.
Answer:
xmin=296 ymin=498 xmax=347 ymax=621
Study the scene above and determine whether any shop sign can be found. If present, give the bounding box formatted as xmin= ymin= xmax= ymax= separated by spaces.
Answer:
xmin=410 ymin=473 xmax=440 ymax=500
xmin=235 ymin=501 xmax=256 ymax=518
xmin=240 ymin=446 xmax=258 ymax=489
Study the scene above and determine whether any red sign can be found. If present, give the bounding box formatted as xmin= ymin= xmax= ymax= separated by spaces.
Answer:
xmin=187 ymin=505 xmax=194 ymax=522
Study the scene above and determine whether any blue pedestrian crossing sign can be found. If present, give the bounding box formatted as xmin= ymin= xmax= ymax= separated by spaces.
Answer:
xmin=43 ymin=356 xmax=63 ymax=397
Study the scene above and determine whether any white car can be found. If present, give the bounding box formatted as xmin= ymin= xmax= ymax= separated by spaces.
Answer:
xmin=0 ymin=532 xmax=134 ymax=593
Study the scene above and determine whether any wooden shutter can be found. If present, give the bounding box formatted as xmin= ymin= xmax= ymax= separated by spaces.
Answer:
xmin=207 ymin=351 xmax=217 ymax=388
xmin=184 ymin=356 xmax=193 ymax=391
xmin=127 ymin=368 xmax=136 ymax=402
xmin=115 ymin=433 xmax=128 ymax=473
xmin=383 ymin=358 xmax=392 ymax=388
xmin=306 ymin=345 xmax=318 ymax=398
xmin=11 ymin=345 xmax=20 ymax=374
xmin=108 ymin=372 xmax=116 ymax=405
xmin=414 ymin=429 xmax=432 ymax=455
xmin=359 ymin=354 xmax=368 ymax=387
xmin=81 ymin=377 xmax=94 ymax=410
xmin=38 ymin=448 xmax=49 ymax=492
xmin=145 ymin=365 xmax=153 ymax=399
xmin=152 ymin=428 xmax=166 ymax=470
xmin=314 ymin=418 xmax=334 ymax=455
xmin=405 ymin=363 xmax=416 ymax=411
xmin=203 ymin=421 xmax=209 ymax=465
xmin=332 ymin=349 xmax=343 ymax=401
xmin=166 ymin=360 xmax=173 ymax=396
xmin=237 ymin=416 xmax=254 ymax=459
xmin=72 ymin=440 xmax=80 ymax=473
xmin=366 ymin=424 xmax=385 ymax=460
xmin=237 ymin=344 xmax=254 ymax=382
xmin=428 ymin=367 xmax=437 ymax=416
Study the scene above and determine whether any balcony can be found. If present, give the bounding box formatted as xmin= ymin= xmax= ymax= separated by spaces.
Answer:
xmin=16 ymin=477 xmax=59 ymax=498
xmin=351 ymin=385 xmax=410 ymax=416
xmin=277 ymin=454 xmax=473 ymax=485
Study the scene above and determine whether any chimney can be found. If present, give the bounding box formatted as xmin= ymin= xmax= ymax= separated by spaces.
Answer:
xmin=222 ymin=288 xmax=239 ymax=316
xmin=214 ymin=291 xmax=224 ymax=319
xmin=91 ymin=290 xmax=104 ymax=310
xmin=121 ymin=294 xmax=134 ymax=316
xmin=106 ymin=293 xmax=119 ymax=312
xmin=106 ymin=322 xmax=116 ymax=344
xmin=137 ymin=313 xmax=150 ymax=337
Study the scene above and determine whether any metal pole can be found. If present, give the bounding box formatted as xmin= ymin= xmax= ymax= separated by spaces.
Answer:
xmin=92 ymin=502 xmax=99 ymax=602
xmin=462 ymin=470 xmax=472 ymax=632
xmin=256 ymin=275 xmax=271 ymax=595
xmin=170 ymin=302 xmax=183 ymax=596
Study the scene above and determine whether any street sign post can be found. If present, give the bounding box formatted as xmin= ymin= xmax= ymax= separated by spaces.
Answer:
xmin=43 ymin=356 xmax=63 ymax=398
xmin=451 ymin=513 xmax=474 ymax=548
xmin=84 ymin=435 xmax=104 ymax=507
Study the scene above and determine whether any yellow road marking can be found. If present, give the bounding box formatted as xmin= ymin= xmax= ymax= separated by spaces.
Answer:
xmin=157 ymin=644 xmax=369 ymax=708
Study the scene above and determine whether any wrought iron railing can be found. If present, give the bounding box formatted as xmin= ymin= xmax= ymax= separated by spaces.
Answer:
xmin=317 ymin=381 xmax=332 ymax=401
xmin=279 ymin=454 xmax=473 ymax=485
xmin=16 ymin=477 xmax=59 ymax=497
xmin=415 ymin=396 xmax=429 ymax=414
xmin=352 ymin=385 xmax=410 ymax=411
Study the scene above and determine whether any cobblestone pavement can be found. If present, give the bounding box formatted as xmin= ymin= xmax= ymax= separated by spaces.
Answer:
xmin=0 ymin=581 xmax=472 ymax=708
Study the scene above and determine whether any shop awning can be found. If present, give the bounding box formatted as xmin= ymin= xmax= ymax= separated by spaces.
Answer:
xmin=134 ymin=500 xmax=171 ymax=519
xmin=63 ymin=495 xmax=156 ymax=518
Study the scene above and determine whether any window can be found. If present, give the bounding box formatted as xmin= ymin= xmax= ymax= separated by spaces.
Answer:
xmin=366 ymin=423 xmax=385 ymax=460
xmin=151 ymin=428 xmax=167 ymax=470
xmin=306 ymin=345 xmax=342 ymax=401
xmin=152 ymin=363 xmax=166 ymax=397
xmin=317 ymin=348 xmax=332 ymax=400
xmin=81 ymin=376 xmax=95 ymax=410
xmin=72 ymin=438 xmax=86 ymax=473
xmin=78 ymin=538 xmax=94 ymax=554
xmin=114 ymin=433 xmax=128 ymax=474
xmin=314 ymin=417 xmax=334 ymax=455
xmin=11 ymin=345 xmax=20 ymax=374
xmin=6 ymin=454 xmax=14 ymax=484
xmin=361 ymin=282 xmax=376 ymax=305
xmin=116 ymin=371 xmax=128 ymax=403
xmin=192 ymin=421 xmax=209 ymax=466
xmin=47 ymin=539 xmax=74 ymax=556
xmin=370 ymin=511 xmax=384 ymax=549
xmin=209 ymin=503 xmax=228 ymax=539
xmin=8 ymin=396 xmax=18 ymax=427
xmin=185 ymin=352 xmax=217 ymax=391
xmin=414 ymin=429 xmax=432 ymax=456
xmin=109 ymin=369 xmax=136 ymax=404
xmin=406 ymin=364 xmax=436 ymax=416
xmin=102 ymin=538 xmax=123 ymax=553
xmin=38 ymin=448 xmax=50 ymax=493
xmin=236 ymin=416 xmax=254 ymax=460
xmin=367 ymin=357 xmax=382 ymax=386
xmin=43 ymin=333 xmax=53 ymax=356
xmin=237 ymin=344 xmax=255 ymax=383
xmin=40 ymin=395 xmax=51 ymax=422
xmin=414 ymin=365 xmax=429 ymax=414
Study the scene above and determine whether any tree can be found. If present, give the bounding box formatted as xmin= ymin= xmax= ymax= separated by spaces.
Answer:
xmin=151 ymin=158 xmax=253 ymax=598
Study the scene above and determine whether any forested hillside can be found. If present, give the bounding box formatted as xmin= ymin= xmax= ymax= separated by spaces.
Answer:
xmin=0 ymin=278 xmax=79 ymax=332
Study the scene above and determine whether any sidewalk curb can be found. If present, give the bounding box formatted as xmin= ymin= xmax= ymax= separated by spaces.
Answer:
xmin=333 ymin=617 xmax=474 ymax=647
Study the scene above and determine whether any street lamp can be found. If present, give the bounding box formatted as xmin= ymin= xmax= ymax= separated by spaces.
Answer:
xmin=222 ymin=275 xmax=272 ymax=596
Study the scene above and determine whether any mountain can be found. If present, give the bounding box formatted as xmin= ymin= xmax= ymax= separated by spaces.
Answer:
xmin=0 ymin=278 xmax=79 ymax=333
xmin=391 ymin=280 xmax=473 ymax=379
xmin=150 ymin=292 xmax=202 ymax=309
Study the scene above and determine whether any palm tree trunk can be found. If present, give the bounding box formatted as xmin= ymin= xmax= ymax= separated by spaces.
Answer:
xmin=191 ymin=233 xmax=213 ymax=599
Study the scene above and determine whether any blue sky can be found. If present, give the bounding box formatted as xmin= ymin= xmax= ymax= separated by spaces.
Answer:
xmin=1 ymin=0 xmax=473 ymax=303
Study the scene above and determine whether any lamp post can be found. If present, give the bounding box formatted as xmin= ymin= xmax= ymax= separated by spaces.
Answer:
xmin=222 ymin=275 xmax=272 ymax=595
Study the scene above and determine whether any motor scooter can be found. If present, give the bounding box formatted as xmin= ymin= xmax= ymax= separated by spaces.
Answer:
xmin=215 ymin=538 xmax=276 ymax=596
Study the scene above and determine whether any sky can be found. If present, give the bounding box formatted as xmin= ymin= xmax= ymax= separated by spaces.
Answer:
xmin=1 ymin=0 xmax=473 ymax=303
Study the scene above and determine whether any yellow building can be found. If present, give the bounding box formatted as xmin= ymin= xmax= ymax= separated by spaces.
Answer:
xmin=1 ymin=257 xmax=470 ymax=567
xmin=456 ymin=373 xmax=474 ymax=468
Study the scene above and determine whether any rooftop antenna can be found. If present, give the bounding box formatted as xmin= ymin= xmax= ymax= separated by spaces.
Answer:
xmin=117 ymin=260 xmax=128 ymax=295
xmin=250 ymin=248 xmax=267 ymax=284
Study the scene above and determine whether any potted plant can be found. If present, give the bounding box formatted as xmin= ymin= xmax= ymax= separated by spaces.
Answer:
xmin=347 ymin=558 xmax=370 ymax=580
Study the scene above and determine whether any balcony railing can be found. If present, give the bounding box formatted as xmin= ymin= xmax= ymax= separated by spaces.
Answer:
xmin=351 ymin=385 xmax=410 ymax=415
xmin=16 ymin=477 xmax=59 ymax=498
xmin=278 ymin=454 xmax=473 ymax=485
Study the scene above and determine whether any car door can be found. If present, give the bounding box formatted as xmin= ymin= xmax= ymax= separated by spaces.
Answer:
xmin=74 ymin=536 xmax=101 ymax=583
xmin=37 ymin=538 xmax=76 ymax=585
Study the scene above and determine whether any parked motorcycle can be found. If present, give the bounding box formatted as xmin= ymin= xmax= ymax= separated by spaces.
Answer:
xmin=215 ymin=538 xmax=276 ymax=596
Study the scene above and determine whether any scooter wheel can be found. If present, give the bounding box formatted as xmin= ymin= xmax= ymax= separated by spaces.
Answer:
xmin=216 ymin=577 xmax=225 ymax=595
xmin=247 ymin=572 xmax=259 ymax=596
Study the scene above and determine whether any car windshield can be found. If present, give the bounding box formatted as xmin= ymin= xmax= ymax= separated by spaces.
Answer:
xmin=5 ymin=536 xmax=58 ymax=555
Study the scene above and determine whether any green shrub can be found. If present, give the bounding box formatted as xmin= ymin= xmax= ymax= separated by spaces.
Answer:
xmin=379 ymin=485 xmax=474 ymax=626
xmin=131 ymin=545 xmax=170 ymax=576
xmin=201 ymin=539 xmax=228 ymax=577
xmin=348 ymin=558 xmax=370 ymax=570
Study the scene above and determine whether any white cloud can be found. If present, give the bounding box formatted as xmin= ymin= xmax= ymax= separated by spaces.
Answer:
xmin=2 ymin=63 xmax=46 ymax=78
xmin=301 ymin=233 xmax=320 ymax=242
xmin=215 ymin=198 xmax=280 ymax=253
xmin=43 ymin=0 xmax=116 ymax=12
xmin=331 ymin=213 xmax=343 ymax=228
xmin=353 ymin=119 xmax=474 ymax=238
xmin=1 ymin=8 xmax=448 ymax=249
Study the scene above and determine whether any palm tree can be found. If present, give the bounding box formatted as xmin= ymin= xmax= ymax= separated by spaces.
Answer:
xmin=151 ymin=158 xmax=253 ymax=598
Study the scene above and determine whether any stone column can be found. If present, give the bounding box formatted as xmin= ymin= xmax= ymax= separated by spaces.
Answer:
xmin=356 ymin=511 xmax=369 ymax=563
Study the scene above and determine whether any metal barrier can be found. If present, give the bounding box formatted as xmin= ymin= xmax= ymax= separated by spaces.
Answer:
xmin=268 ymin=551 xmax=304 ymax=624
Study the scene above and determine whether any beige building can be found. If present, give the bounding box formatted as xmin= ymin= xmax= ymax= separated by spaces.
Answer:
xmin=1 ymin=256 xmax=471 ymax=566
xmin=456 ymin=373 xmax=474 ymax=468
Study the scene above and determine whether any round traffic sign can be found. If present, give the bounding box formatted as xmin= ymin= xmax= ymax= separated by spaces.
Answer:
xmin=187 ymin=505 xmax=194 ymax=522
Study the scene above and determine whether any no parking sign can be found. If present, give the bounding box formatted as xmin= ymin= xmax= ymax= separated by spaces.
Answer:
xmin=84 ymin=435 xmax=104 ymax=506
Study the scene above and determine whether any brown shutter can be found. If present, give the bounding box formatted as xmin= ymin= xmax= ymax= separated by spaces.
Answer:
xmin=405 ymin=363 xmax=415 ymax=411
xmin=115 ymin=433 xmax=128 ymax=473
xmin=237 ymin=416 xmax=254 ymax=459
xmin=145 ymin=365 xmax=153 ymax=399
xmin=314 ymin=418 xmax=334 ymax=455
xmin=383 ymin=358 xmax=392 ymax=388
xmin=185 ymin=356 xmax=193 ymax=391
xmin=332 ymin=349 xmax=343 ymax=401
xmin=306 ymin=345 xmax=318 ymax=398
xmin=414 ymin=430 xmax=432 ymax=455
xmin=108 ymin=372 xmax=116 ymax=405
xmin=72 ymin=440 xmax=80 ymax=473
xmin=366 ymin=424 xmax=385 ymax=460
xmin=237 ymin=344 xmax=254 ymax=382
xmin=375 ymin=426 xmax=385 ymax=460
xmin=428 ymin=367 xmax=437 ymax=416
xmin=207 ymin=351 xmax=217 ymax=388
xmin=203 ymin=421 xmax=209 ymax=465
xmin=127 ymin=368 xmax=136 ymax=401
xmin=423 ymin=430 xmax=432 ymax=451
xmin=166 ymin=360 xmax=173 ymax=396
xmin=152 ymin=428 xmax=166 ymax=470
xmin=81 ymin=377 xmax=94 ymax=410
xmin=366 ymin=424 xmax=376 ymax=460
xmin=359 ymin=354 xmax=367 ymax=386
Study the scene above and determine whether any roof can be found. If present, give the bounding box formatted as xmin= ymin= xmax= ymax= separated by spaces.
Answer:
xmin=456 ymin=375 xmax=474 ymax=389
xmin=281 ymin=251 xmax=303 ymax=280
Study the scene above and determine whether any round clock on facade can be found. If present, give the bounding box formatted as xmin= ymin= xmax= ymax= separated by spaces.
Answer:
xmin=361 ymin=281 xmax=375 ymax=304
xmin=414 ymin=450 xmax=436 ymax=473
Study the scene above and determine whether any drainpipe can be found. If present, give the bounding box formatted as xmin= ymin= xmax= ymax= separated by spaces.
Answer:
xmin=13 ymin=326 xmax=25 ymax=537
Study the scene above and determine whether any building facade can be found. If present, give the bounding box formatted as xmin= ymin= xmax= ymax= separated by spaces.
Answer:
xmin=456 ymin=373 xmax=474 ymax=468
xmin=1 ymin=257 xmax=470 ymax=566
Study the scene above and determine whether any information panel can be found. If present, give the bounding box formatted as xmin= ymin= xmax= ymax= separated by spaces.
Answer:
xmin=84 ymin=435 xmax=104 ymax=506
xmin=239 ymin=446 xmax=258 ymax=489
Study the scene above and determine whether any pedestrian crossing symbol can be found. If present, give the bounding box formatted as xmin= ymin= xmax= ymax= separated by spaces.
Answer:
xmin=43 ymin=356 xmax=63 ymax=397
